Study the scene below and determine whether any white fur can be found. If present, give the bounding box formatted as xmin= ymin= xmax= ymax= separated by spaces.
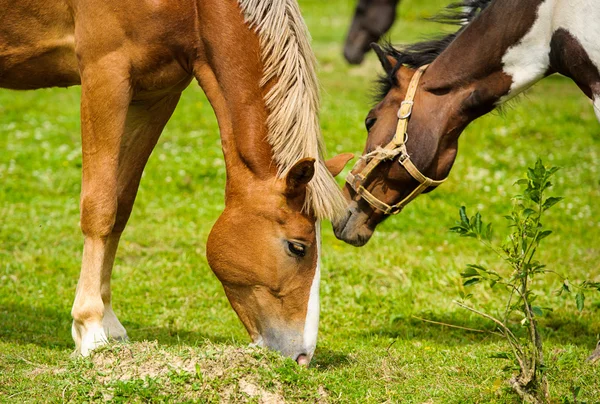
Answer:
xmin=102 ymin=304 xmax=128 ymax=340
xmin=499 ymin=0 xmax=600 ymax=105
xmin=72 ymin=305 xmax=127 ymax=356
xmin=73 ymin=321 xmax=108 ymax=357
xmin=499 ymin=0 xmax=555 ymax=103
xmin=303 ymin=223 xmax=321 ymax=360
xmin=553 ymin=0 xmax=600 ymax=71
xmin=594 ymin=96 xmax=600 ymax=123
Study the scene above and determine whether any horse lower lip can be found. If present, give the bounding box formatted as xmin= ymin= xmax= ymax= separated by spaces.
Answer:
xmin=296 ymin=354 xmax=309 ymax=366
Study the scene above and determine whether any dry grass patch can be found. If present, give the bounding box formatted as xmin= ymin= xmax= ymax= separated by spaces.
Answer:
xmin=69 ymin=341 xmax=298 ymax=402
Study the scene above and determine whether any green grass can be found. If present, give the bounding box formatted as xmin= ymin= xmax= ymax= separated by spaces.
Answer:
xmin=1 ymin=1 xmax=599 ymax=402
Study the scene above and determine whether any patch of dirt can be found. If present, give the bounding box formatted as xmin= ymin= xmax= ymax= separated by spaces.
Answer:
xmin=84 ymin=341 xmax=291 ymax=402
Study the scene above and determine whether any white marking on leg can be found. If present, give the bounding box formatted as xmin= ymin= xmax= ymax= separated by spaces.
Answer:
xmin=498 ymin=0 xmax=555 ymax=104
xmin=594 ymin=96 xmax=600 ymax=123
xmin=103 ymin=304 xmax=128 ymax=341
xmin=76 ymin=321 xmax=108 ymax=357
xmin=303 ymin=222 xmax=321 ymax=361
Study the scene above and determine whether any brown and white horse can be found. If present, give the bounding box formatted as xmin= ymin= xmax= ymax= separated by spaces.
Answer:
xmin=344 ymin=0 xmax=401 ymax=64
xmin=334 ymin=0 xmax=600 ymax=247
xmin=0 ymin=0 xmax=353 ymax=365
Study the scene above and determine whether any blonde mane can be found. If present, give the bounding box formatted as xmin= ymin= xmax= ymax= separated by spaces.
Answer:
xmin=238 ymin=0 xmax=346 ymax=221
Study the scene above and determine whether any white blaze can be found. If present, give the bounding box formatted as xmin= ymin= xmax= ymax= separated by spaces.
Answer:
xmin=303 ymin=222 xmax=321 ymax=360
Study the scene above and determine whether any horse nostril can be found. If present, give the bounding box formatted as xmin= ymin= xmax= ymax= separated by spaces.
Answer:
xmin=295 ymin=353 xmax=310 ymax=367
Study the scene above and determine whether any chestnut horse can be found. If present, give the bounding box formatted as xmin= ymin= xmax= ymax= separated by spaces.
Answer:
xmin=344 ymin=0 xmax=401 ymax=64
xmin=1 ymin=0 xmax=353 ymax=365
xmin=334 ymin=0 xmax=600 ymax=246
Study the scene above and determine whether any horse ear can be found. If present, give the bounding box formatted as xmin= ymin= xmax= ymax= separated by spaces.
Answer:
xmin=325 ymin=153 xmax=354 ymax=177
xmin=285 ymin=158 xmax=315 ymax=196
xmin=371 ymin=43 xmax=397 ymax=74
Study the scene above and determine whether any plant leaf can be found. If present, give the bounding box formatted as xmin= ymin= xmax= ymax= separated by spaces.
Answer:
xmin=459 ymin=206 xmax=469 ymax=225
xmin=542 ymin=196 xmax=563 ymax=211
xmin=576 ymin=292 xmax=585 ymax=312
xmin=536 ymin=230 xmax=552 ymax=242
xmin=461 ymin=266 xmax=480 ymax=278
xmin=463 ymin=278 xmax=481 ymax=287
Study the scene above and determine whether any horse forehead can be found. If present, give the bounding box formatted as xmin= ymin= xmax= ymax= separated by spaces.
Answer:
xmin=240 ymin=195 xmax=315 ymax=234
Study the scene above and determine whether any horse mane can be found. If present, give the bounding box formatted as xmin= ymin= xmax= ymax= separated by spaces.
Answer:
xmin=237 ymin=0 xmax=346 ymax=221
xmin=376 ymin=0 xmax=494 ymax=101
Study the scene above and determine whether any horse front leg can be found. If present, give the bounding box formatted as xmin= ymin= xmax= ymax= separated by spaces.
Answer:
xmin=71 ymin=83 xmax=183 ymax=356
xmin=100 ymin=93 xmax=183 ymax=342
xmin=71 ymin=61 xmax=132 ymax=356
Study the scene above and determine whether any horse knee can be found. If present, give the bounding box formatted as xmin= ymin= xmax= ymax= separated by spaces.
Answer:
xmin=79 ymin=191 xmax=118 ymax=237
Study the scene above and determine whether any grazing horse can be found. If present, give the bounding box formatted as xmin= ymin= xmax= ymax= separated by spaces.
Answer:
xmin=344 ymin=0 xmax=401 ymax=64
xmin=334 ymin=0 xmax=600 ymax=247
xmin=335 ymin=0 xmax=600 ymax=362
xmin=0 ymin=0 xmax=353 ymax=365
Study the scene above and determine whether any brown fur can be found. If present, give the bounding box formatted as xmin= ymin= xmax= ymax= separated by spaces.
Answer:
xmin=334 ymin=0 xmax=600 ymax=246
xmin=1 ymin=0 xmax=351 ymax=363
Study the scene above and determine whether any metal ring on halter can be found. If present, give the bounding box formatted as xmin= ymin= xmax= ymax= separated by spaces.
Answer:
xmin=397 ymin=100 xmax=414 ymax=119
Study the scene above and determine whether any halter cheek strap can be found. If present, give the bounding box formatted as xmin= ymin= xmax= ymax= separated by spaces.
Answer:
xmin=346 ymin=64 xmax=447 ymax=215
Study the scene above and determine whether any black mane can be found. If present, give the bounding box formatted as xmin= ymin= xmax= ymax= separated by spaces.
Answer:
xmin=375 ymin=0 xmax=494 ymax=101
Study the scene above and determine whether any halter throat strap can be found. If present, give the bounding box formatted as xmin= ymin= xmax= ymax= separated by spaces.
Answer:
xmin=346 ymin=64 xmax=447 ymax=215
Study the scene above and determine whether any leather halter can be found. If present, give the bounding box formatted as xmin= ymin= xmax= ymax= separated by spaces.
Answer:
xmin=346 ymin=64 xmax=447 ymax=215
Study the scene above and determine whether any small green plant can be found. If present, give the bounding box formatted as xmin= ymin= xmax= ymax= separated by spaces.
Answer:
xmin=450 ymin=159 xmax=598 ymax=403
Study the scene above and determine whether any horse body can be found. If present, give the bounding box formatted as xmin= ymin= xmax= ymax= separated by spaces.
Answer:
xmin=1 ymin=0 xmax=350 ymax=364
xmin=335 ymin=0 xmax=600 ymax=246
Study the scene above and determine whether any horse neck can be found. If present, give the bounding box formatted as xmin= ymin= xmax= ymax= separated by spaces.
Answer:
xmin=424 ymin=0 xmax=553 ymax=116
xmin=194 ymin=0 xmax=276 ymax=186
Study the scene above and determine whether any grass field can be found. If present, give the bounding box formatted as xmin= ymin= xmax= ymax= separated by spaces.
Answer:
xmin=1 ymin=0 xmax=599 ymax=402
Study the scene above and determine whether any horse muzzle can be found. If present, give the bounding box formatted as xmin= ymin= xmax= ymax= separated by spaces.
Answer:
xmin=333 ymin=200 xmax=376 ymax=247
xmin=252 ymin=328 xmax=315 ymax=366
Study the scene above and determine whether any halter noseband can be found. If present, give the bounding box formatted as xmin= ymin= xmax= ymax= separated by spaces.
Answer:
xmin=346 ymin=64 xmax=447 ymax=215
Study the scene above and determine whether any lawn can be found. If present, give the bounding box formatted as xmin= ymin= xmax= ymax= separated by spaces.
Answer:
xmin=1 ymin=0 xmax=599 ymax=402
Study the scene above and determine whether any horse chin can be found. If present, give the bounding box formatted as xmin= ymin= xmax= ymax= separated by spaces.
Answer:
xmin=251 ymin=329 xmax=314 ymax=366
xmin=333 ymin=201 xmax=375 ymax=247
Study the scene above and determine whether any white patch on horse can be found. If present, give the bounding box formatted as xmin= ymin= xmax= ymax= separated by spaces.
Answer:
xmin=553 ymin=0 xmax=600 ymax=72
xmin=74 ymin=321 xmax=108 ymax=357
xmin=102 ymin=304 xmax=128 ymax=340
xmin=499 ymin=0 xmax=555 ymax=104
xmin=594 ymin=96 xmax=600 ymax=123
xmin=500 ymin=0 xmax=600 ymax=106
xmin=303 ymin=223 xmax=321 ymax=361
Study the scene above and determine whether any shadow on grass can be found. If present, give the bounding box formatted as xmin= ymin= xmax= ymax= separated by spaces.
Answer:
xmin=312 ymin=347 xmax=352 ymax=370
xmin=363 ymin=311 xmax=598 ymax=349
xmin=0 ymin=303 xmax=231 ymax=351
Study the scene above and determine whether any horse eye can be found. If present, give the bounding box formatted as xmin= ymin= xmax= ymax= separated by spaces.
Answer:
xmin=287 ymin=241 xmax=306 ymax=258
xmin=365 ymin=117 xmax=377 ymax=131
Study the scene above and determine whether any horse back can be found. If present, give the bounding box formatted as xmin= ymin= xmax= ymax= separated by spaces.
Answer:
xmin=0 ymin=0 xmax=196 ymax=94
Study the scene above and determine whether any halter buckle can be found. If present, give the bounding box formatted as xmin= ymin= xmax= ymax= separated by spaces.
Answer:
xmin=397 ymin=100 xmax=414 ymax=119
xmin=398 ymin=151 xmax=410 ymax=163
